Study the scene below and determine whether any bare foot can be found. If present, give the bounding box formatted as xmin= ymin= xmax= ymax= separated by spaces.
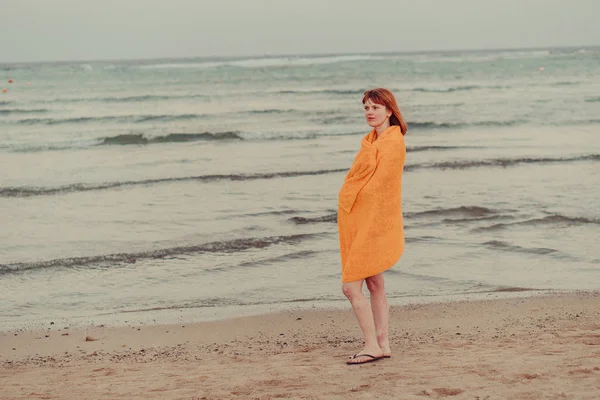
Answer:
xmin=346 ymin=346 xmax=384 ymax=365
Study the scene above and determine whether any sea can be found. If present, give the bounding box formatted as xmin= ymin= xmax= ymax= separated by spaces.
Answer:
xmin=1 ymin=47 xmax=599 ymax=331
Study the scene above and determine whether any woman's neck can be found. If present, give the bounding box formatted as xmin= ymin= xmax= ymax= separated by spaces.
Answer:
xmin=374 ymin=121 xmax=391 ymax=138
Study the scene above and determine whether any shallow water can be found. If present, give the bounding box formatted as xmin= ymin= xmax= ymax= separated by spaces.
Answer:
xmin=1 ymin=48 xmax=599 ymax=330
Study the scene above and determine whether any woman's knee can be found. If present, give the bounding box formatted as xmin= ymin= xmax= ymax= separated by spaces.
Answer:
xmin=341 ymin=282 xmax=362 ymax=301
xmin=366 ymin=274 xmax=385 ymax=294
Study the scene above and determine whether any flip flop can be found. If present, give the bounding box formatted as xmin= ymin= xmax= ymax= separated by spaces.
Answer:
xmin=346 ymin=353 xmax=384 ymax=365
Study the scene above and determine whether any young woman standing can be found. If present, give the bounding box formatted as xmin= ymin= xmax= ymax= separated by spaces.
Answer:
xmin=338 ymin=88 xmax=408 ymax=365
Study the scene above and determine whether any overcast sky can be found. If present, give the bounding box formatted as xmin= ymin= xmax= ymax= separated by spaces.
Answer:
xmin=1 ymin=0 xmax=598 ymax=63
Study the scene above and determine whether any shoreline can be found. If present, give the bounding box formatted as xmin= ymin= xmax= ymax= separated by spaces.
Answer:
xmin=2 ymin=290 xmax=599 ymax=399
xmin=0 ymin=286 xmax=558 ymax=334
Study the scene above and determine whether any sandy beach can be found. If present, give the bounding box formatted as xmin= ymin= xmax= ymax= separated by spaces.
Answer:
xmin=1 ymin=291 xmax=599 ymax=399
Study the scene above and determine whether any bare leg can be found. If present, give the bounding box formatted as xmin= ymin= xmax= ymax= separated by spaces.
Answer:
xmin=366 ymin=274 xmax=391 ymax=357
xmin=342 ymin=280 xmax=383 ymax=364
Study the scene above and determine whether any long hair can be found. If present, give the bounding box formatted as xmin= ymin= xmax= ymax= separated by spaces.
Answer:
xmin=362 ymin=88 xmax=407 ymax=135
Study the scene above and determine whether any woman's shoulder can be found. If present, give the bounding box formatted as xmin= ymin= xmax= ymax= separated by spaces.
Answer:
xmin=378 ymin=131 xmax=405 ymax=151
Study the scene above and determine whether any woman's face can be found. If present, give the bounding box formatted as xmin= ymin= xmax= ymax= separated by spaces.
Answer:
xmin=363 ymin=99 xmax=391 ymax=128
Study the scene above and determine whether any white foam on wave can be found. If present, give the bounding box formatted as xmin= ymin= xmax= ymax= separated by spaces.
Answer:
xmin=138 ymin=61 xmax=225 ymax=70
xmin=229 ymin=54 xmax=386 ymax=68
xmin=411 ymin=50 xmax=554 ymax=64
xmin=137 ymin=54 xmax=389 ymax=70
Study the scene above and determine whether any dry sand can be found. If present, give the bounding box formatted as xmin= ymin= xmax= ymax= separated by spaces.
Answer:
xmin=1 ymin=291 xmax=599 ymax=399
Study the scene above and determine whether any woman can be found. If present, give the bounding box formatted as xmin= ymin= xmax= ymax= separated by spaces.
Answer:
xmin=338 ymin=88 xmax=407 ymax=365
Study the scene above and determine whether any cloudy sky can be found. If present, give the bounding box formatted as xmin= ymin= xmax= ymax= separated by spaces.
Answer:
xmin=1 ymin=0 xmax=598 ymax=63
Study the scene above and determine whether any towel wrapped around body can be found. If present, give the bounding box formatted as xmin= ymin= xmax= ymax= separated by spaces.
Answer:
xmin=338 ymin=125 xmax=406 ymax=283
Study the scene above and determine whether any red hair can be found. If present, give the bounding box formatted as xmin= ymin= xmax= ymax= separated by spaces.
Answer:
xmin=362 ymin=88 xmax=407 ymax=135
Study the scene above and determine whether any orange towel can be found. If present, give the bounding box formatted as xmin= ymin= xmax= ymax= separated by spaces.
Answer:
xmin=338 ymin=125 xmax=406 ymax=282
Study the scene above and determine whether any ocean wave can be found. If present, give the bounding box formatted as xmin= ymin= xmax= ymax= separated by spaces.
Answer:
xmin=133 ymin=113 xmax=207 ymax=123
xmin=9 ymin=144 xmax=87 ymax=153
xmin=232 ymin=54 xmax=385 ymax=68
xmin=409 ymin=120 xmax=525 ymax=130
xmin=37 ymin=89 xmax=362 ymax=104
xmin=41 ymin=89 xmax=361 ymax=104
xmin=11 ymin=110 xmax=343 ymax=126
xmin=137 ymin=61 xmax=225 ymax=70
xmin=483 ymin=240 xmax=560 ymax=256
xmin=237 ymin=250 xmax=321 ymax=268
xmin=409 ymin=121 xmax=462 ymax=129
xmin=245 ymin=108 xmax=293 ymax=114
xmin=407 ymin=145 xmax=481 ymax=152
xmin=99 ymin=94 xmax=199 ymax=103
xmin=585 ymin=96 xmax=600 ymax=103
xmin=410 ymin=117 xmax=600 ymax=130
xmin=14 ymin=113 xmax=208 ymax=125
xmin=405 ymin=236 xmax=444 ymax=243
xmin=552 ymin=81 xmax=581 ymax=86
xmin=0 ymin=233 xmax=320 ymax=276
xmin=116 ymin=295 xmax=340 ymax=313
xmin=573 ymin=119 xmax=600 ymax=125
xmin=37 ymin=94 xmax=207 ymax=104
xmin=407 ymin=154 xmax=600 ymax=171
xmin=0 ymin=168 xmax=348 ymax=198
xmin=16 ymin=116 xmax=117 ymax=125
xmin=0 ymin=108 xmax=49 ymax=115
xmin=442 ymin=215 xmax=515 ymax=224
xmin=137 ymin=55 xmax=386 ymax=70
xmin=474 ymin=215 xmax=600 ymax=232
xmin=232 ymin=209 xmax=306 ymax=219
xmin=3 ymin=153 xmax=598 ymax=197
xmin=3 ymin=131 xmax=365 ymax=153
xmin=99 ymin=132 xmax=242 ymax=145
xmin=9 ymin=109 xmax=599 ymax=132
xmin=490 ymin=287 xmax=539 ymax=293
xmin=0 ymin=135 xmax=497 ymax=155
xmin=229 ymin=130 xmax=362 ymax=141
xmin=288 ymin=214 xmax=337 ymax=225
xmin=405 ymin=206 xmax=498 ymax=219
xmin=412 ymin=84 xmax=506 ymax=93
xmin=275 ymin=88 xmax=365 ymax=96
